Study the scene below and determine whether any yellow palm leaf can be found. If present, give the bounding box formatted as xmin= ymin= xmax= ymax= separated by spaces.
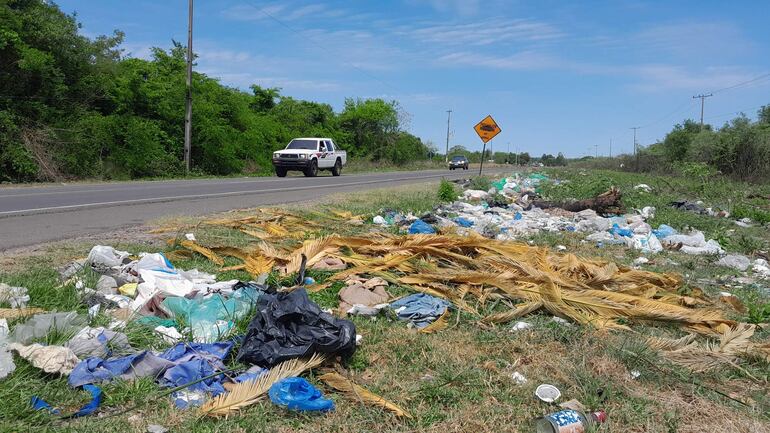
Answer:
xmin=318 ymin=372 xmax=412 ymax=418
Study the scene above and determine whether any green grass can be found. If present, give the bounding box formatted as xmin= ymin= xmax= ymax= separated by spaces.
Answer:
xmin=1 ymin=172 xmax=769 ymax=432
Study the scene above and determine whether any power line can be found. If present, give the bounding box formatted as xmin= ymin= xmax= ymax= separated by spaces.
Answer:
xmin=710 ymin=71 xmax=770 ymax=94
xmin=240 ymin=0 xmax=399 ymax=92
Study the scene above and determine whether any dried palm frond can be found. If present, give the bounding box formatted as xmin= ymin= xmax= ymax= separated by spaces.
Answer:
xmin=651 ymin=324 xmax=756 ymax=372
xmin=482 ymin=301 xmax=542 ymax=324
xmin=199 ymin=354 xmax=325 ymax=417
xmin=0 ymin=307 xmax=46 ymax=319
xmin=318 ymin=372 xmax=412 ymax=418
xmin=420 ymin=310 xmax=449 ymax=334
xmin=647 ymin=334 xmax=697 ymax=351
xmin=244 ymin=254 xmax=275 ymax=277
xmin=282 ymin=237 xmax=338 ymax=275
xmin=179 ymin=240 xmax=224 ymax=265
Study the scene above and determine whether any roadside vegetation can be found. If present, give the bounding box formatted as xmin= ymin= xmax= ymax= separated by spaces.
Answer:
xmin=0 ymin=1 xmax=436 ymax=183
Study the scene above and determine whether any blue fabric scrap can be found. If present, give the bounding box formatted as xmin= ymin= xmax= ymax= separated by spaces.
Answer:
xmin=454 ymin=217 xmax=474 ymax=227
xmin=390 ymin=293 xmax=451 ymax=329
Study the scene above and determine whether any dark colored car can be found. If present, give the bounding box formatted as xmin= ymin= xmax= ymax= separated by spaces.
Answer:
xmin=449 ymin=155 xmax=469 ymax=170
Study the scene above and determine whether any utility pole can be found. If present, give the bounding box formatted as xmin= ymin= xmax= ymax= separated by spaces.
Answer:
xmin=444 ymin=110 xmax=452 ymax=163
xmin=631 ymin=127 xmax=640 ymax=172
xmin=184 ymin=0 xmax=193 ymax=174
xmin=692 ymin=93 xmax=713 ymax=129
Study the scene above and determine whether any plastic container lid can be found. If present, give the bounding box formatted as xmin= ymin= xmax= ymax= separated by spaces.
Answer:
xmin=535 ymin=384 xmax=561 ymax=403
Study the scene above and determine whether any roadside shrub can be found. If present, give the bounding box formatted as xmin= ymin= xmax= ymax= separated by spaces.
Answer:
xmin=469 ymin=176 xmax=491 ymax=191
xmin=437 ymin=179 xmax=456 ymax=202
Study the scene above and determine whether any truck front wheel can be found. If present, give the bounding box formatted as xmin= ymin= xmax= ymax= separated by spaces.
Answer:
xmin=331 ymin=159 xmax=342 ymax=176
xmin=304 ymin=160 xmax=318 ymax=177
xmin=275 ymin=167 xmax=287 ymax=177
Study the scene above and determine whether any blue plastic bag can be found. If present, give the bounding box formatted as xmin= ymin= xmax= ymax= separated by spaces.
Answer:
xmin=269 ymin=377 xmax=334 ymax=412
xmin=408 ymin=220 xmax=435 ymax=234
xmin=31 ymin=384 xmax=102 ymax=418
xmin=514 ymin=212 xmax=522 ymax=220
xmin=454 ymin=217 xmax=474 ymax=227
xmin=652 ymin=224 xmax=677 ymax=239
xmin=609 ymin=223 xmax=633 ymax=237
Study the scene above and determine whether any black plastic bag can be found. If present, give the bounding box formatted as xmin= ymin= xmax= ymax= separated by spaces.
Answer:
xmin=236 ymin=288 xmax=356 ymax=367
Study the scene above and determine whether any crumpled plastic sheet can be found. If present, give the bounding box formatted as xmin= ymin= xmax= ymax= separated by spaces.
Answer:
xmin=11 ymin=312 xmax=86 ymax=345
xmin=69 ymin=351 xmax=175 ymax=387
xmin=390 ymin=293 xmax=451 ymax=329
xmin=88 ymin=245 xmax=131 ymax=271
xmin=268 ymin=377 xmax=334 ymax=412
xmin=162 ymin=286 xmax=260 ymax=342
xmin=0 ymin=319 xmax=15 ymax=379
xmin=236 ymin=289 xmax=356 ymax=367
xmin=0 ymin=283 xmax=29 ymax=309
xmin=65 ymin=326 xmax=132 ymax=358
xmin=31 ymin=384 xmax=102 ymax=417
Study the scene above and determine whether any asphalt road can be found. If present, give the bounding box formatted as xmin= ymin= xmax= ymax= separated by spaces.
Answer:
xmin=0 ymin=168 xmax=501 ymax=251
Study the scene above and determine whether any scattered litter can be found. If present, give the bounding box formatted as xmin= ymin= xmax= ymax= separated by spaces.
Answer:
xmin=717 ymin=254 xmax=751 ymax=271
xmin=408 ymin=220 xmax=435 ymax=234
xmin=31 ymin=384 xmax=102 ymax=418
xmin=463 ymin=189 xmax=489 ymax=201
xmin=171 ymin=389 xmax=207 ymax=409
xmin=752 ymin=259 xmax=770 ymax=279
xmin=11 ymin=312 xmax=86 ymax=345
xmin=372 ymin=215 xmax=388 ymax=226
xmin=551 ymin=317 xmax=572 ymax=326
xmin=0 ymin=319 xmax=15 ymax=379
xmin=236 ymin=289 xmax=356 ymax=367
xmin=339 ymin=276 xmax=389 ymax=313
xmin=390 ymin=293 xmax=451 ymax=329
xmin=184 ymin=233 xmax=196 ymax=241
xmin=510 ymin=321 xmax=533 ymax=332
xmin=162 ymin=288 xmax=259 ymax=342
xmin=0 ymin=283 xmax=29 ymax=309
xmin=66 ymin=326 xmax=131 ymax=358
xmin=96 ymin=275 xmax=118 ymax=294
xmin=311 ymin=257 xmax=346 ymax=271
xmin=88 ymin=245 xmax=131 ymax=271
xmin=303 ymin=276 xmax=316 ymax=285
xmin=147 ymin=424 xmax=168 ymax=433
xmin=638 ymin=206 xmax=655 ymax=219
xmin=559 ymin=399 xmax=587 ymax=412
xmin=9 ymin=343 xmax=79 ymax=374
xmin=511 ymin=371 xmax=528 ymax=384
xmin=719 ymin=292 xmax=746 ymax=313
xmin=154 ymin=326 xmax=184 ymax=344
xmin=269 ymin=377 xmax=334 ymax=412
xmin=634 ymin=184 xmax=652 ymax=193
xmin=118 ymin=283 xmax=138 ymax=297
xmin=535 ymin=409 xmax=607 ymax=432
xmin=556 ymin=245 xmax=567 ymax=252
xmin=630 ymin=370 xmax=641 ymax=379
xmin=633 ymin=257 xmax=650 ymax=266
xmin=535 ymin=384 xmax=561 ymax=403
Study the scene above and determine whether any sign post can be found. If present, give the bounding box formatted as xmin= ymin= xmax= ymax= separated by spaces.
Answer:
xmin=473 ymin=115 xmax=501 ymax=176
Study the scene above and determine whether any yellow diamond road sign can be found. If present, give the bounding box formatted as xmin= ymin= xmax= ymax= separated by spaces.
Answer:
xmin=474 ymin=115 xmax=501 ymax=143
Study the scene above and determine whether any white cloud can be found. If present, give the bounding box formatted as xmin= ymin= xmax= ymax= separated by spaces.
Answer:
xmin=220 ymin=2 xmax=351 ymax=22
xmin=437 ymin=50 xmax=561 ymax=70
xmin=400 ymin=18 xmax=564 ymax=46
xmin=630 ymin=65 xmax=760 ymax=92
xmin=407 ymin=0 xmax=483 ymax=17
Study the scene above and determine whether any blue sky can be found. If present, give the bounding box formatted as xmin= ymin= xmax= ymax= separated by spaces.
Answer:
xmin=59 ymin=0 xmax=770 ymax=157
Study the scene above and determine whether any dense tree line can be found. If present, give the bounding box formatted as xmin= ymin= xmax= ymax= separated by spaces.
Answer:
xmin=0 ymin=0 xmax=431 ymax=182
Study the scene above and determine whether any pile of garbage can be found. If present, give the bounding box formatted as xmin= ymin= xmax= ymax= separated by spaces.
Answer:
xmin=372 ymin=173 xmax=756 ymax=261
xmin=1 ymin=244 xmax=367 ymax=418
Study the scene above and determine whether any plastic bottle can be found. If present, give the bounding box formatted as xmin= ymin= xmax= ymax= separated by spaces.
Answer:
xmin=535 ymin=409 xmax=607 ymax=433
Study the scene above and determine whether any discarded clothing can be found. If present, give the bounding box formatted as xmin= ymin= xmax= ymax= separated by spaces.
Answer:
xmin=269 ymin=377 xmax=334 ymax=412
xmin=233 ymin=365 xmax=268 ymax=383
xmin=66 ymin=326 xmax=131 ymax=358
xmin=68 ymin=351 xmax=175 ymax=387
xmin=408 ymin=220 xmax=435 ymax=234
xmin=454 ymin=217 xmax=474 ymax=227
xmin=31 ymin=384 xmax=102 ymax=418
xmin=390 ymin=293 xmax=451 ymax=329
xmin=0 ymin=283 xmax=29 ymax=309
xmin=9 ymin=343 xmax=79 ymax=374
xmin=11 ymin=312 xmax=86 ymax=345
xmin=237 ymin=289 xmax=356 ymax=367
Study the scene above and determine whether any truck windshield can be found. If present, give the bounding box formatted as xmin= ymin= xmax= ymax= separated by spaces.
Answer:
xmin=286 ymin=139 xmax=318 ymax=150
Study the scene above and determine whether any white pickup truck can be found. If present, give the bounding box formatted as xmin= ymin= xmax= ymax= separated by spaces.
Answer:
xmin=272 ymin=138 xmax=347 ymax=177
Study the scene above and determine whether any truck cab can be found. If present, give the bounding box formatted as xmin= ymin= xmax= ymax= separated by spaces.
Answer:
xmin=272 ymin=138 xmax=347 ymax=177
